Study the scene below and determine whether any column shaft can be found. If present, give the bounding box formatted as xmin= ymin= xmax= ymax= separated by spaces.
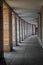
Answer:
xmin=0 ymin=0 xmax=4 ymax=59
xmin=3 ymin=2 xmax=12 ymax=51
xmin=19 ymin=18 xmax=21 ymax=43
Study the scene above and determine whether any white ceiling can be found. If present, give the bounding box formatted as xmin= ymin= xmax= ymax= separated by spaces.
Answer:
xmin=5 ymin=0 xmax=43 ymax=26
xmin=14 ymin=9 xmax=39 ymax=25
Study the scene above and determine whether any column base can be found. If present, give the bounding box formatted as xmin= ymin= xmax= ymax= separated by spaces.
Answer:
xmin=0 ymin=58 xmax=7 ymax=65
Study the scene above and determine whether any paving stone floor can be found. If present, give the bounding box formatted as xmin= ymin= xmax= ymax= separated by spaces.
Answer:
xmin=4 ymin=35 xmax=43 ymax=65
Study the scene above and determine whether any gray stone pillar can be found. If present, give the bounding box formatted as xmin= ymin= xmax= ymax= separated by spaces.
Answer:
xmin=39 ymin=7 xmax=43 ymax=48
xmin=22 ymin=20 xmax=23 ymax=41
xmin=15 ymin=15 xmax=17 ymax=46
xmin=19 ymin=17 xmax=21 ymax=43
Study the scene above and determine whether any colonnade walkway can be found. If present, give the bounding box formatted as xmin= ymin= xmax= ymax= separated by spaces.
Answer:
xmin=4 ymin=35 xmax=43 ymax=65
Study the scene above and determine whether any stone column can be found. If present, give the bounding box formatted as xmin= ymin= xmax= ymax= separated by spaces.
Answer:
xmin=32 ymin=24 xmax=33 ymax=35
xmin=17 ymin=16 xmax=20 ymax=43
xmin=27 ymin=23 xmax=28 ymax=37
xmin=22 ymin=20 xmax=24 ymax=41
xmin=3 ymin=3 xmax=12 ymax=51
xmin=38 ymin=15 xmax=41 ymax=37
xmin=12 ymin=12 xmax=17 ymax=46
xmin=9 ymin=9 xmax=12 ymax=51
xmin=0 ymin=0 xmax=4 ymax=59
xmin=41 ymin=7 xmax=43 ymax=43
xmin=24 ymin=21 xmax=25 ymax=39
xmin=22 ymin=21 xmax=24 ymax=41
xmin=25 ymin=22 xmax=27 ymax=38
xmin=26 ymin=23 xmax=27 ymax=37
xmin=20 ymin=19 xmax=22 ymax=42
xmin=19 ymin=17 xmax=21 ymax=43
xmin=15 ymin=15 xmax=17 ymax=45
xmin=38 ymin=6 xmax=43 ymax=48
xmin=28 ymin=23 xmax=29 ymax=36
xmin=40 ymin=13 xmax=42 ymax=40
xmin=32 ymin=24 xmax=36 ymax=35
xmin=25 ymin=22 xmax=26 ymax=38
xmin=21 ymin=20 xmax=23 ymax=41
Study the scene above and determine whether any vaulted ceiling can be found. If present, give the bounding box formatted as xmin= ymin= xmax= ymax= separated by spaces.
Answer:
xmin=5 ymin=0 xmax=43 ymax=26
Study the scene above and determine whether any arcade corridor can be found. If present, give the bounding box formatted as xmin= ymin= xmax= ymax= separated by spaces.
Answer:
xmin=0 ymin=0 xmax=43 ymax=65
